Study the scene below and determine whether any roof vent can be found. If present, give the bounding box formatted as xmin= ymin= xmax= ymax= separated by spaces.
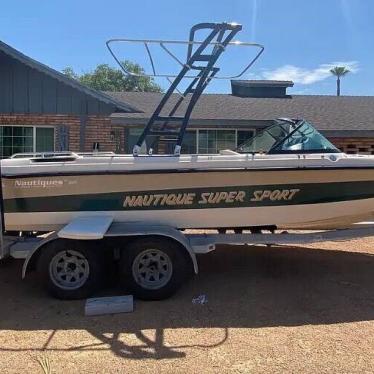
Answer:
xmin=231 ymin=80 xmax=294 ymax=98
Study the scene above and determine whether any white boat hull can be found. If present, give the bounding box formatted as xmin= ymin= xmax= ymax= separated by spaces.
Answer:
xmin=2 ymin=152 xmax=374 ymax=231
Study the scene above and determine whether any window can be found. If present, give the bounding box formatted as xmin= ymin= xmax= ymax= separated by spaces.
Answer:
xmin=237 ymin=120 xmax=339 ymax=154
xmin=237 ymin=130 xmax=255 ymax=147
xmin=183 ymin=129 xmax=254 ymax=154
xmin=198 ymin=130 xmax=236 ymax=154
xmin=181 ymin=130 xmax=197 ymax=154
xmin=110 ymin=129 xmax=122 ymax=153
xmin=271 ymin=121 xmax=339 ymax=153
xmin=217 ymin=130 xmax=236 ymax=152
xmin=127 ymin=128 xmax=147 ymax=154
xmin=237 ymin=122 xmax=293 ymax=153
xmin=198 ymin=130 xmax=216 ymax=154
xmin=0 ymin=126 xmax=55 ymax=158
xmin=36 ymin=128 xmax=55 ymax=152
xmin=126 ymin=127 xmax=255 ymax=155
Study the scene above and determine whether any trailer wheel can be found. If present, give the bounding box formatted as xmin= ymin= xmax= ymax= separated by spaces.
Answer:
xmin=120 ymin=237 xmax=192 ymax=300
xmin=38 ymin=240 xmax=103 ymax=300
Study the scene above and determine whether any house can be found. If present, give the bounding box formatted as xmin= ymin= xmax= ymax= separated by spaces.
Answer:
xmin=1 ymin=39 xmax=374 ymax=157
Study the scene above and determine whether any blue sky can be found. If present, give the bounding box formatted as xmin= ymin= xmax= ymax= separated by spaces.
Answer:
xmin=1 ymin=0 xmax=373 ymax=95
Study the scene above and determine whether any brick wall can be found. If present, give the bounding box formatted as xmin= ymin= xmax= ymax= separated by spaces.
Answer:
xmin=0 ymin=114 xmax=125 ymax=153
xmin=329 ymin=137 xmax=374 ymax=155
xmin=85 ymin=116 xmax=124 ymax=152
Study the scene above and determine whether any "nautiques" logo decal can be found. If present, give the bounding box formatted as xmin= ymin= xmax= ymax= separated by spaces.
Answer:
xmin=123 ymin=188 xmax=300 ymax=208
xmin=14 ymin=179 xmax=64 ymax=188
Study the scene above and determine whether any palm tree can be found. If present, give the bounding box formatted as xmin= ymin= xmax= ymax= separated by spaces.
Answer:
xmin=330 ymin=66 xmax=350 ymax=96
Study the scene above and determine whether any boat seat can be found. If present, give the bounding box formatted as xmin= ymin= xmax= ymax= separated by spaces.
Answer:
xmin=219 ymin=149 xmax=239 ymax=155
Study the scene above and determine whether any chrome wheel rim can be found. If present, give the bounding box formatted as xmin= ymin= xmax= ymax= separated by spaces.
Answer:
xmin=132 ymin=249 xmax=173 ymax=290
xmin=49 ymin=250 xmax=90 ymax=290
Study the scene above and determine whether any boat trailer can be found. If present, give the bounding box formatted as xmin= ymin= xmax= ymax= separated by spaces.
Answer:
xmin=1 ymin=215 xmax=374 ymax=300
xmin=3 ymin=218 xmax=374 ymax=263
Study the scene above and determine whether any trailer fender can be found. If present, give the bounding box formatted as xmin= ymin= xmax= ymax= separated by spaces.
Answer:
xmin=153 ymin=231 xmax=198 ymax=274
xmin=22 ymin=232 xmax=59 ymax=279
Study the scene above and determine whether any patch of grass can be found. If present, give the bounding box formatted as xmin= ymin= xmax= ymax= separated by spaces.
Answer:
xmin=36 ymin=356 xmax=51 ymax=374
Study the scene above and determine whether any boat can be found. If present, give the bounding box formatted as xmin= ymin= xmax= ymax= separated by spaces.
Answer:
xmin=2 ymin=118 xmax=374 ymax=231
xmin=1 ymin=23 xmax=374 ymax=232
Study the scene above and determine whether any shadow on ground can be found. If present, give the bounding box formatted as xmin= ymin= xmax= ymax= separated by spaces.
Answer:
xmin=0 ymin=244 xmax=373 ymax=359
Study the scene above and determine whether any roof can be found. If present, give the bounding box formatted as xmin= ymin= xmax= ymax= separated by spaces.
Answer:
xmin=0 ymin=40 xmax=139 ymax=113
xmin=108 ymin=92 xmax=374 ymax=134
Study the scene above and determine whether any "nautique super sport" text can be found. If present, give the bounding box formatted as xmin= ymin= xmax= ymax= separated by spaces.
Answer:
xmin=123 ymin=188 xmax=300 ymax=208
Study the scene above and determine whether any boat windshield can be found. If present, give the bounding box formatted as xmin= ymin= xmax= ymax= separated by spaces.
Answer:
xmin=236 ymin=119 xmax=340 ymax=154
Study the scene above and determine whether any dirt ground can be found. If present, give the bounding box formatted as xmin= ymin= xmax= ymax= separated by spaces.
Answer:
xmin=0 ymin=238 xmax=374 ymax=373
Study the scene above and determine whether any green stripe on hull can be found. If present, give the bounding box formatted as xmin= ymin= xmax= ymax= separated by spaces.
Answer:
xmin=4 ymin=181 xmax=374 ymax=213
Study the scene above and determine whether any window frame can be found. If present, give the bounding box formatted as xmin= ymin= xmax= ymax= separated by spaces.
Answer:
xmin=0 ymin=125 xmax=55 ymax=158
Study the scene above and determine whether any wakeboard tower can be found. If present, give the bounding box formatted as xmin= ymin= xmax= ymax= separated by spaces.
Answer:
xmin=106 ymin=22 xmax=264 ymax=155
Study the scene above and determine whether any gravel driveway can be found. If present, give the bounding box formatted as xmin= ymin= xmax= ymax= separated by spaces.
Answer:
xmin=0 ymin=239 xmax=373 ymax=373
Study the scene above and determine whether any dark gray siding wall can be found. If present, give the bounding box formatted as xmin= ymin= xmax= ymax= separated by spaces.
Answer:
xmin=0 ymin=51 xmax=116 ymax=115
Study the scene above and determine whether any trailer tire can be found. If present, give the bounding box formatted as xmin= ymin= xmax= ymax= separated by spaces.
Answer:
xmin=37 ymin=239 xmax=103 ymax=300
xmin=120 ymin=237 xmax=192 ymax=300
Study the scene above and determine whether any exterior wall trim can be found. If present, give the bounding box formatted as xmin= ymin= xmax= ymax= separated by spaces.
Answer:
xmin=79 ymin=115 xmax=87 ymax=152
